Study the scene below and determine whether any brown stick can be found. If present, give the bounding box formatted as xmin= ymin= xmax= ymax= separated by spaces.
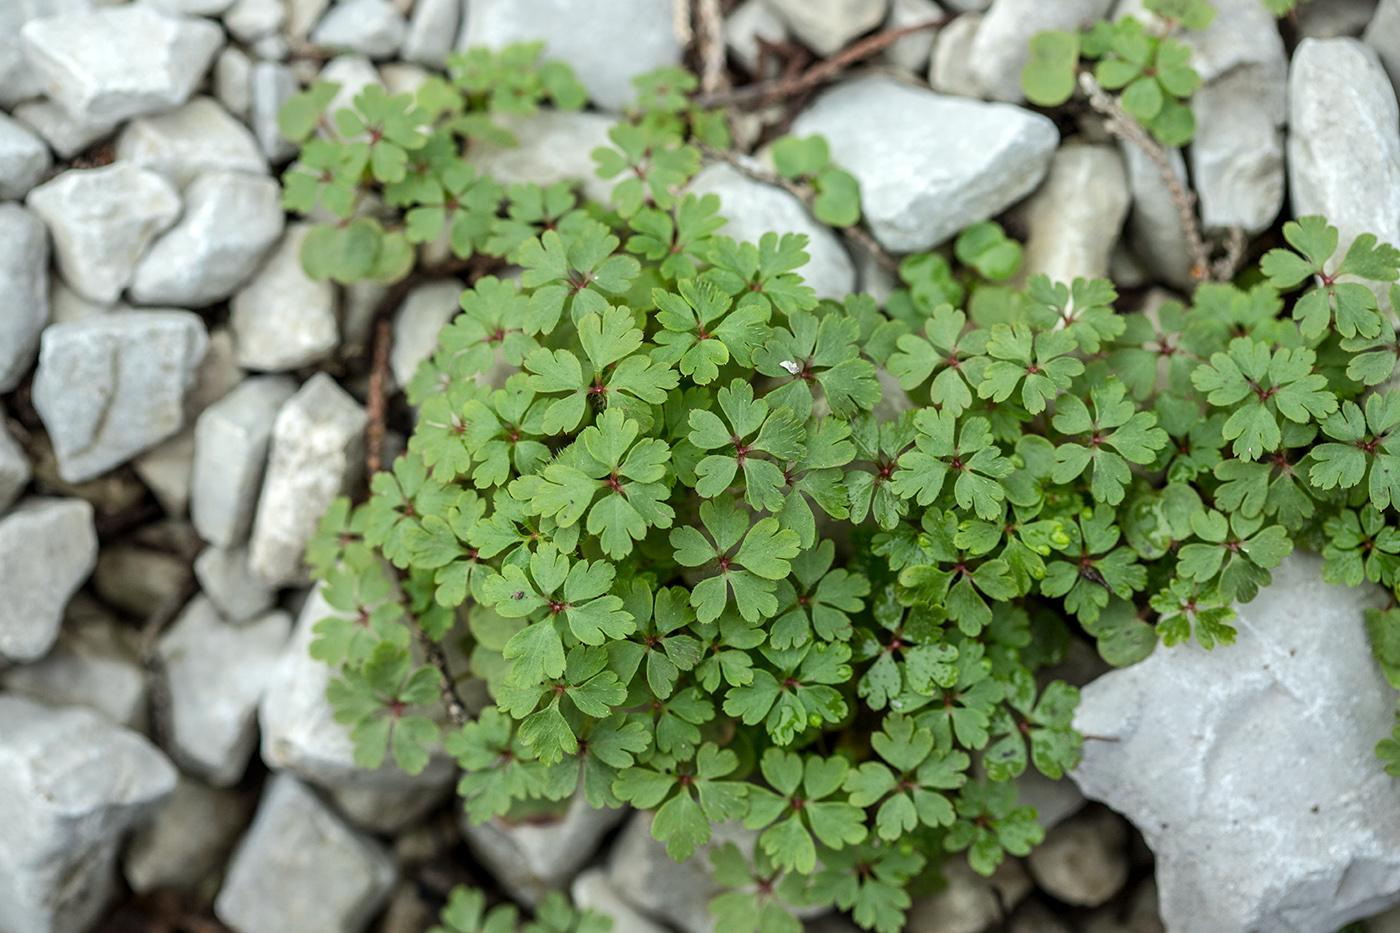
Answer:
xmin=693 ymin=18 xmax=948 ymax=109
xmin=365 ymin=316 xmax=392 ymax=476
xmin=696 ymin=143 xmax=900 ymax=273
xmin=1077 ymin=71 xmax=1214 ymax=283
xmin=696 ymin=0 xmax=727 ymax=96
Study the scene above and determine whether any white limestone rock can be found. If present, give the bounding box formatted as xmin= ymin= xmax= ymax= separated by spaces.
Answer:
xmin=789 ymin=77 xmax=1057 ymax=252
xmin=0 ymin=695 xmax=178 ymax=933
xmin=1025 ymin=808 xmax=1129 ymax=908
xmin=191 ymin=375 xmax=298 ymax=549
xmin=1012 ymin=143 xmax=1129 ymax=287
xmin=143 ymin=0 xmax=240 ymax=14
xmin=904 ymin=857 xmax=1033 ymax=933
xmin=572 ymin=869 xmax=672 ymax=933
xmin=1119 ymin=141 xmax=1196 ymax=291
xmin=1071 ymin=551 xmax=1400 ymax=933
xmin=766 ymin=0 xmax=888 ymax=56
xmin=467 ymin=110 xmax=619 ymax=205
xmin=402 ymin=0 xmax=460 ymax=66
xmin=225 ymin=0 xmax=285 ymax=41
xmin=26 ymin=163 xmax=182 ymax=304
xmin=231 ymin=224 xmax=340 ymax=371
xmin=312 ymin=0 xmax=407 ymax=59
xmin=0 ymin=416 xmax=30 ymax=513
xmin=116 ymin=98 xmax=268 ymax=189
xmin=456 ymin=0 xmax=683 ymax=111
xmin=392 ymin=279 xmax=465 ymax=389
xmin=1117 ymin=0 xmax=1286 ymax=85
xmin=131 ymin=172 xmax=285 ymax=308
xmin=1190 ymin=64 xmax=1286 ymax=234
xmin=0 ymin=498 xmax=97 ymax=664
xmin=726 ymin=0 xmax=789 ymax=74
xmin=1366 ymin=0 xmax=1400 ymax=96
xmin=159 ymin=597 xmax=292 ymax=786
xmin=132 ymin=430 xmax=197 ymax=517
xmin=248 ymin=374 xmax=367 ymax=586
xmin=688 ymin=162 xmax=856 ymax=301
xmin=0 ymin=203 xmax=50 ymax=392
xmin=883 ymin=0 xmax=943 ymax=73
xmin=124 ymin=776 xmax=253 ymax=893
xmin=195 ymin=546 xmax=280 ymax=623
xmin=20 ymin=5 xmax=223 ymax=125
xmin=970 ymin=0 xmax=1111 ymax=102
xmin=0 ymin=595 xmax=146 ymax=729
xmin=461 ymin=794 xmax=629 ymax=906
xmin=214 ymin=773 xmax=397 ymax=933
xmin=0 ymin=113 xmax=52 ymax=200
xmin=32 ymin=311 xmax=209 ymax=483
xmin=286 ymin=0 xmax=333 ymax=41
xmin=258 ymin=586 xmax=459 ymax=829
xmin=1288 ymin=38 xmax=1400 ymax=267
xmin=11 ymin=98 xmax=120 ymax=161
xmin=927 ymin=12 xmax=984 ymax=98
xmin=251 ymin=60 xmax=302 ymax=163
xmin=216 ymin=47 xmax=254 ymax=121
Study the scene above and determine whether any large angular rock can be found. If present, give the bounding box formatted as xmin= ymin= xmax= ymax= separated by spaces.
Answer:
xmin=131 ymin=172 xmax=284 ymax=308
xmin=247 ymin=374 xmax=367 ymax=586
xmin=1071 ymin=552 xmax=1400 ymax=933
xmin=20 ymin=5 xmax=223 ymax=125
xmin=461 ymin=794 xmax=629 ymax=906
xmin=1012 ymin=143 xmax=1129 ymax=287
xmin=0 ymin=203 xmax=49 ymax=392
xmin=391 ymin=279 xmax=465 ymax=389
xmin=467 ymin=110 xmax=619 ymax=205
xmin=26 ymin=163 xmax=182 ymax=304
xmin=688 ymin=162 xmax=856 ymax=301
xmin=882 ymin=0 xmax=943 ymax=73
xmin=1190 ymin=64 xmax=1286 ymax=233
xmin=456 ymin=0 xmax=683 ymax=111
xmin=0 ymin=498 xmax=98 ymax=664
xmin=116 ymin=97 xmax=268 ymax=189
xmin=1288 ymin=38 xmax=1400 ymax=265
xmin=402 ymin=0 xmax=460 ymax=66
xmin=11 ymin=97 xmax=120 ymax=161
xmin=969 ymin=0 xmax=1111 ymax=102
xmin=124 ymin=776 xmax=253 ymax=894
xmin=32 ymin=311 xmax=209 ymax=483
xmin=194 ymin=545 xmax=279 ymax=623
xmin=0 ymin=112 xmax=51 ymax=200
xmin=158 ymin=597 xmax=292 ymax=786
xmin=766 ymin=0 xmax=888 ymax=56
xmin=789 ymin=77 xmax=1058 ymax=252
xmin=230 ymin=224 xmax=340 ymax=371
xmin=0 ymin=595 xmax=147 ymax=730
xmin=258 ymin=586 xmax=459 ymax=831
xmin=311 ymin=0 xmax=407 ymax=59
xmin=1119 ymin=141 xmax=1196 ymax=291
xmin=928 ymin=12 xmax=985 ymax=98
xmin=250 ymin=61 xmax=301 ymax=163
xmin=0 ymin=695 xmax=178 ymax=933
xmin=572 ymin=869 xmax=672 ymax=933
xmin=215 ymin=773 xmax=397 ymax=933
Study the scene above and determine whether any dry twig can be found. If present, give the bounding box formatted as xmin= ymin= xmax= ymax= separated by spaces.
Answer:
xmin=695 ymin=0 xmax=727 ymax=96
xmin=365 ymin=317 xmax=392 ymax=477
xmin=693 ymin=18 xmax=947 ymax=109
xmin=672 ymin=0 xmax=693 ymax=46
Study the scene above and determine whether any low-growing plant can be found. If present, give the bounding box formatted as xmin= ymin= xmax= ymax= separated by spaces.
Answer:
xmin=280 ymin=26 xmax=1400 ymax=933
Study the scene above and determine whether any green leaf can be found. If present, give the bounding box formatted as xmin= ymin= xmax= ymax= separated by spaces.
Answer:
xmin=1021 ymin=31 xmax=1080 ymax=106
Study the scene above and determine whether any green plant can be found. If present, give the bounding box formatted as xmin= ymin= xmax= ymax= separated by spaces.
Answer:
xmin=282 ymin=36 xmax=1400 ymax=933
xmin=432 ymin=887 xmax=609 ymax=933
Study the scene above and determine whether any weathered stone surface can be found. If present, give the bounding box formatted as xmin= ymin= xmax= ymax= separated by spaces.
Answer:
xmin=789 ymin=77 xmax=1057 ymax=252
xmin=32 ymin=311 xmax=209 ymax=483
xmin=230 ymin=224 xmax=340 ymax=371
xmin=0 ymin=595 xmax=146 ymax=729
xmin=93 ymin=545 xmax=188 ymax=618
xmin=456 ymin=0 xmax=683 ymax=111
xmin=391 ymin=279 xmax=464 ymax=389
xmin=688 ymin=162 xmax=856 ymax=301
xmin=312 ymin=0 xmax=407 ymax=59
xmin=116 ymin=97 xmax=267 ymax=189
xmin=0 ymin=694 xmax=177 ymax=933
xmin=904 ymin=857 xmax=1033 ymax=933
xmin=0 ymin=203 xmax=49 ymax=392
xmin=572 ymin=869 xmax=672 ymax=933
xmin=1117 ymin=0 xmax=1284 ymax=85
xmin=26 ymin=163 xmax=182 ymax=304
xmin=726 ymin=0 xmax=788 ymax=74
xmin=0 ymin=498 xmax=98 ymax=664
xmin=461 ymin=795 xmax=629 ymax=906
xmin=402 ymin=0 xmax=460 ymax=66
xmin=215 ymin=773 xmax=397 ymax=933
xmin=467 ymin=110 xmax=622 ymax=206
xmin=216 ymin=47 xmax=253 ymax=122
xmin=159 ymin=597 xmax=291 ymax=786
xmin=192 ymin=373 xmax=295 ymax=548
xmin=258 ymin=586 xmax=459 ymax=826
xmin=0 ymin=112 xmax=51 ymax=200
xmin=1025 ymin=807 xmax=1129 ymax=908
xmin=883 ymin=0 xmax=943 ymax=72
xmin=766 ymin=0 xmax=888 ymax=56
xmin=1289 ymin=38 xmax=1400 ymax=265
xmin=1072 ymin=551 xmax=1400 ymax=933
xmin=1367 ymin=0 xmax=1400 ymax=96
xmin=1190 ymin=64 xmax=1286 ymax=233
xmin=0 ymin=415 xmax=30 ymax=513
xmin=1119 ymin=140 xmax=1195 ymax=291
xmin=1299 ymin=0 xmax=1378 ymax=39
xmin=927 ymin=12 xmax=984 ymax=97
xmin=250 ymin=61 xmax=301 ymax=163
xmin=970 ymin=0 xmax=1111 ymax=102
xmin=11 ymin=97 xmax=119 ymax=161
xmin=124 ymin=775 xmax=252 ymax=893
xmin=286 ymin=0 xmax=333 ymax=41
xmin=131 ymin=172 xmax=284 ymax=308
xmin=20 ymin=5 xmax=222 ymax=125
xmin=225 ymin=0 xmax=286 ymax=41
xmin=1013 ymin=142 xmax=1129 ymax=287
xmin=194 ymin=545 xmax=279 ymax=623
xmin=248 ymin=375 xmax=366 ymax=586
xmin=132 ymin=430 xmax=196 ymax=517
